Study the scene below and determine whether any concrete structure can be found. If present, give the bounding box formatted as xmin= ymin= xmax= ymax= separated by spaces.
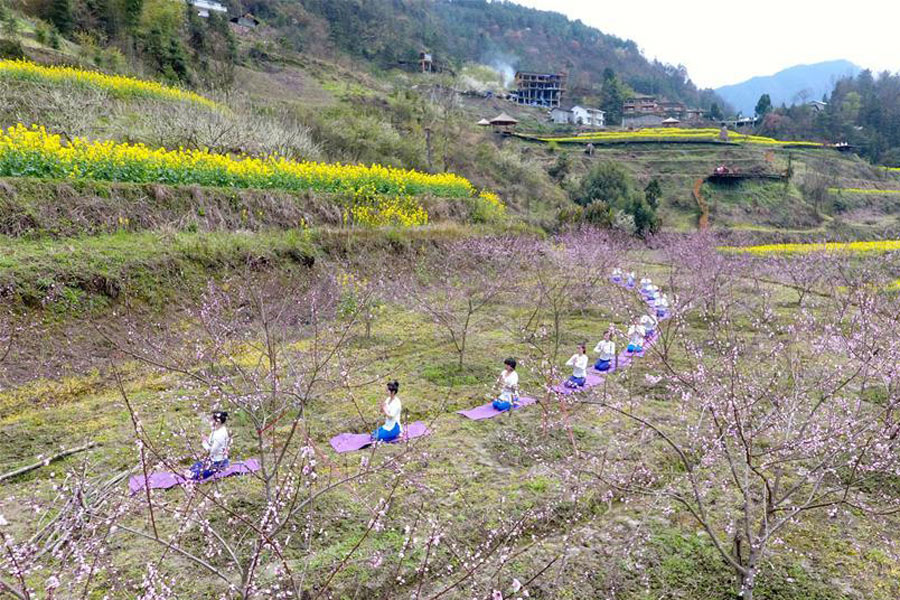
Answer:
xmin=419 ymin=52 xmax=434 ymax=73
xmin=622 ymin=114 xmax=665 ymax=128
xmin=808 ymin=100 xmax=828 ymax=112
xmin=229 ymin=13 xmax=259 ymax=32
xmin=190 ymin=0 xmax=226 ymax=18
xmin=512 ymin=71 xmax=567 ymax=108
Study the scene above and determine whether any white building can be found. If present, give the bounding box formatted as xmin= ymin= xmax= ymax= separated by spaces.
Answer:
xmin=549 ymin=105 xmax=605 ymax=128
xmin=190 ymin=0 xmax=227 ymax=18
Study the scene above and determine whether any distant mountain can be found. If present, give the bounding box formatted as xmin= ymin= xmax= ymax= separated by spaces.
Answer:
xmin=715 ymin=60 xmax=862 ymax=115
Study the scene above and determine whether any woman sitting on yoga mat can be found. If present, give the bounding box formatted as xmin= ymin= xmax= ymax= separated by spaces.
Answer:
xmin=492 ymin=357 xmax=519 ymax=411
xmin=640 ymin=277 xmax=652 ymax=293
xmin=611 ymin=267 xmax=623 ymax=283
xmin=627 ymin=319 xmax=646 ymax=354
xmin=593 ymin=331 xmax=616 ymax=372
xmin=564 ymin=343 xmax=589 ymax=388
xmin=190 ymin=411 xmax=230 ymax=480
xmin=655 ymin=293 xmax=670 ymax=317
xmin=625 ymin=271 xmax=636 ymax=288
xmin=644 ymin=284 xmax=659 ymax=301
xmin=372 ymin=381 xmax=403 ymax=441
xmin=640 ymin=313 xmax=658 ymax=339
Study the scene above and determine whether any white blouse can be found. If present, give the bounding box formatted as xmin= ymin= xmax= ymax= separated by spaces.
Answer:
xmin=628 ymin=325 xmax=646 ymax=346
xmin=383 ymin=397 xmax=402 ymax=431
xmin=640 ymin=314 xmax=657 ymax=331
xmin=593 ymin=340 xmax=616 ymax=361
xmin=566 ymin=353 xmax=589 ymax=378
xmin=499 ymin=369 xmax=519 ymax=401
xmin=203 ymin=427 xmax=230 ymax=462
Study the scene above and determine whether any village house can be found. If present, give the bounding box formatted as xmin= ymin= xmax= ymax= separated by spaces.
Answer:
xmin=623 ymin=94 xmax=705 ymax=123
xmin=229 ymin=13 xmax=260 ymax=33
xmin=190 ymin=0 xmax=226 ymax=18
xmin=550 ymin=105 xmax=605 ymax=127
xmin=623 ymin=94 xmax=659 ymax=115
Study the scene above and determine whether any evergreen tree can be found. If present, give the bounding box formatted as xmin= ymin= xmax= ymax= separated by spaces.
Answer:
xmin=48 ymin=0 xmax=74 ymax=36
xmin=755 ymin=93 xmax=772 ymax=118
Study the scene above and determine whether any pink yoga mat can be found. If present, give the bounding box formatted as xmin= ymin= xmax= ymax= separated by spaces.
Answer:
xmin=128 ymin=458 xmax=261 ymax=494
xmin=456 ymin=396 xmax=538 ymax=421
xmin=329 ymin=421 xmax=431 ymax=454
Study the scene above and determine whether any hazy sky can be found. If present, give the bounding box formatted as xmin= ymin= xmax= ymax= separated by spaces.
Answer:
xmin=510 ymin=0 xmax=899 ymax=88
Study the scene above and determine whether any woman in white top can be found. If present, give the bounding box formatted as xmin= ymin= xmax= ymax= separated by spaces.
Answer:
xmin=611 ymin=267 xmax=623 ymax=284
xmin=627 ymin=319 xmax=646 ymax=354
xmin=372 ymin=381 xmax=403 ymax=441
xmin=625 ymin=271 xmax=636 ymax=289
xmin=640 ymin=313 xmax=658 ymax=339
xmin=655 ymin=293 xmax=670 ymax=318
xmin=492 ymin=357 xmax=519 ymax=411
xmin=564 ymin=343 xmax=589 ymax=388
xmin=640 ymin=277 xmax=652 ymax=292
xmin=593 ymin=331 xmax=616 ymax=372
xmin=190 ymin=411 xmax=230 ymax=480
xmin=644 ymin=284 xmax=659 ymax=301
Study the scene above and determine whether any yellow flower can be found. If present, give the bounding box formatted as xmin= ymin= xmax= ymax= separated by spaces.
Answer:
xmin=0 ymin=59 xmax=220 ymax=110
xmin=718 ymin=240 xmax=900 ymax=255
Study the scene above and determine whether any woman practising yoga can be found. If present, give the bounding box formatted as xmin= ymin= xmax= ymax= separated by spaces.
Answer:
xmin=627 ymin=319 xmax=646 ymax=354
xmin=640 ymin=312 xmax=658 ymax=339
xmin=372 ymin=381 xmax=403 ymax=442
xmin=611 ymin=267 xmax=623 ymax=284
xmin=492 ymin=357 xmax=519 ymax=412
xmin=655 ymin=293 xmax=670 ymax=318
xmin=564 ymin=343 xmax=589 ymax=388
xmin=593 ymin=330 xmax=616 ymax=372
xmin=190 ymin=411 xmax=230 ymax=480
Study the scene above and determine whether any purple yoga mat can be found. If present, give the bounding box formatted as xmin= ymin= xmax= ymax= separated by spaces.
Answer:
xmin=329 ymin=421 xmax=431 ymax=454
xmin=456 ymin=396 xmax=538 ymax=421
xmin=552 ymin=372 xmax=606 ymax=395
xmin=128 ymin=458 xmax=261 ymax=494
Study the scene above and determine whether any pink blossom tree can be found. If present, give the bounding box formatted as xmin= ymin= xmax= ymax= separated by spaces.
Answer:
xmin=589 ymin=244 xmax=900 ymax=599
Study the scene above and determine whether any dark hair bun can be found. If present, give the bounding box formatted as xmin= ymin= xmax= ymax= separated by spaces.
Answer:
xmin=387 ymin=380 xmax=400 ymax=393
xmin=504 ymin=357 xmax=517 ymax=370
xmin=213 ymin=411 xmax=228 ymax=423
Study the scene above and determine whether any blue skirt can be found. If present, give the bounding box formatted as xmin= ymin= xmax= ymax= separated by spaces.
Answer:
xmin=627 ymin=344 xmax=642 ymax=353
xmin=190 ymin=458 xmax=230 ymax=480
xmin=565 ymin=376 xmax=586 ymax=388
xmin=372 ymin=423 xmax=401 ymax=441
xmin=594 ymin=358 xmax=611 ymax=371
xmin=656 ymin=309 xmax=668 ymax=318
xmin=492 ymin=399 xmax=512 ymax=411
xmin=645 ymin=329 xmax=655 ymax=339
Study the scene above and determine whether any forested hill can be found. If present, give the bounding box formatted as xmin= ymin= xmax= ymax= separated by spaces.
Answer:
xmin=248 ymin=0 xmax=721 ymax=108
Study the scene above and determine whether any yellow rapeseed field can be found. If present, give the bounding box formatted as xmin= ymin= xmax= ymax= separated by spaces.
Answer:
xmin=0 ymin=59 xmax=219 ymax=109
xmin=535 ymin=127 xmax=822 ymax=147
xmin=0 ymin=124 xmax=495 ymax=227
xmin=718 ymin=240 xmax=900 ymax=255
